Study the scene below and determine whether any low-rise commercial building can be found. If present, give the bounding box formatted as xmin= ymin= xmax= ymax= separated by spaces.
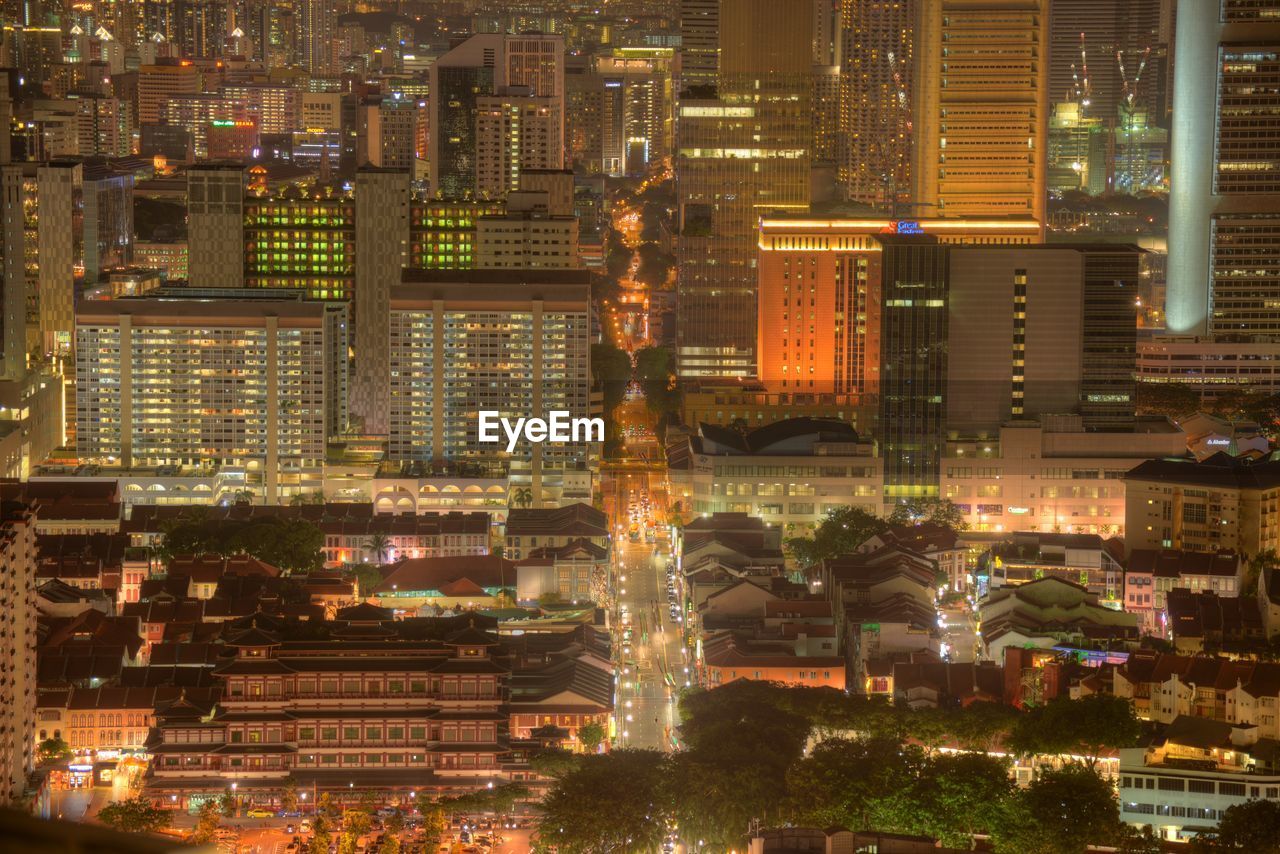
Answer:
xmin=1119 ymin=716 xmax=1280 ymax=841
xmin=504 ymin=504 xmax=608 ymax=561
xmin=943 ymin=415 xmax=1185 ymax=536
xmin=1124 ymin=453 xmax=1280 ymax=556
xmin=979 ymin=532 xmax=1126 ymax=607
xmin=666 ymin=418 xmax=881 ymax=531
xmin=979 ymin=577 xmax=1139 ymax=660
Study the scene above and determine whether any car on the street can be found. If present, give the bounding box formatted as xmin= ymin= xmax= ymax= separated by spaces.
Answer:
xmin=300 ymin=820 xmax=312 ymax=833
xmin=246 ymin=808 xmax=274 ymax=818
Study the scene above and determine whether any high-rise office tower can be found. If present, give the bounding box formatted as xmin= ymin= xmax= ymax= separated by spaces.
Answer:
xmin=676 ymin=0 xmax=812 ymax=378
xmin=593 ymin=50 xmax=674 ymax=177
xmin=911 ymin=0 xmax=1049 ymax=221
xmin=428 ymin=33 xmax=565 ymax=198
xmin=187 ymin=164 xmax=246 ymax=289
xmin=756 ymin=216 xmax=1042 ymax=397
xmin=1046 ymin=1 xmax=1169 ymax=195
xmin=81 ymin=164 xmax=134 ymax=285
xmin=813 ymin=0 xmax=840 ymax=65
xmin=0 ymin=166 xmax=23 ymax=383
xmin=837 ymin=0 xmax=914 ymax=209
xmin=1167 ymin=0 xmax=1280 ymax=335
xmin=879 ymin=235 xmax=949 ymax=502
xmin=1079 ymin=246 xmax=1142 ymax=429
xmin=137 ymin=61 xmax=202 ymax=127
xmin=679 ymin=0 xmax=719 ymax=91
xmin=946 ymin=243 xmax=1142 ymax=432
xmin=0 ymin=488 xmax=35 ymax=806
xmin=811 ymin=64 xmax=841 ymax=165
xmin=352 ymin=168 xmax=410 ymax=437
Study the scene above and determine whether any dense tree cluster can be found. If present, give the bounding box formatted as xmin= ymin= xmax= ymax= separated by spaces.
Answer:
xmin=534 ymin=682 xmax=1145 ymax=854
xmin=633 ymin=346 xmax=680 ymax=419
xmin=1136 ymin=382 xmax=1280 ymax=434
xmin=97 ymin=795 xmax=172 ymax=835
xmin=157 ymin=513 xmax=326 ymax=573
xmin=784 ymin=500 xmax=968 ymax=569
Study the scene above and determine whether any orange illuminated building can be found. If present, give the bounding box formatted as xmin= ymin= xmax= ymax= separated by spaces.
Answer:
xmin=756 ymin=216 xmax=1042 ymax=395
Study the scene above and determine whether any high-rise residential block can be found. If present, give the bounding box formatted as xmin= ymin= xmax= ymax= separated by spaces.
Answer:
xmin=476 ymin=205 xmax=579 ymax=270
xmin=911 ymin=0 xmax=1049 ymax=221
xmin=0 ymin=488 xmax=35 ymax=806
xmin=475 ymin=92 xmax=563 ymax=199
xmin=187 ymin=164 xmax=246 ymax=289
xmin=352 ymin=168 xmax=410 ymax=437
xmin=838 ymin=0 xmax=915 ymax=208
xmin=75 ymin=294 xmax=348 ymax=503
xmin=388 ymin=271 xmax=592 ymax=503
xmin=299 ymin=0 xmax=336 ymax=75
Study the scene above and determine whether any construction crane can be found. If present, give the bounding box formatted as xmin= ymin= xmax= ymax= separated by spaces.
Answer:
xmin=1116 ymin=46 xmax=1153 ymax=192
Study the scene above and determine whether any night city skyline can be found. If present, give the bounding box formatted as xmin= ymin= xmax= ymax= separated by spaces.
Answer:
xmin=0 ymin=1 xmax=1278 ymax=853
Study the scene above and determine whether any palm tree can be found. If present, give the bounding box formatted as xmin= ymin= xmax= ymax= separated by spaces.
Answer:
xmin=363 ymin=533 xmax=391 ymax=565
xmin=510 ymin=486 xmax=534 ymax=509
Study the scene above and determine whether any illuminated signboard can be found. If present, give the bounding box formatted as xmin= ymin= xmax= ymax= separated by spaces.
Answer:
xmin=894 ymin=220 xmax=923 ymax=235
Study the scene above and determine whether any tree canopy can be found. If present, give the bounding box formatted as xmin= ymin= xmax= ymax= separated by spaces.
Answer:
xmin=158 ymin=513 xmax=325 ymax=572
xmin=534 ymin=681 xmax=1138 ymax=853
xmin=97 ymin=795 xmax=172 ymax=835
xmin=992 ymin=764 xmax=1123 ymax=854
xmin=784 ymin=506 xmax=889 ymax=567
xmin=1198 ymin=799 xmax=1280 ymax=852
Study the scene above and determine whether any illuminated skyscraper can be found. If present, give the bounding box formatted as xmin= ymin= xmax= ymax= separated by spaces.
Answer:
xmin=837 ymin=0 xmax=914 ymax=209
xmin=1167 ymin=0 xmax=1280 ymax=335
xmin=675 ymin=0 xmax=812 ymax=378
xmin=298 ymin=0 xmax=334 ymax=75
xmin=756 ymin=216 xmax=1042 ymax=397
xmin=243 ymin=191 xmax=354 ymax=300
xmin=911 ymin=0 xmax=1049 ymax=221
xmin=679 ymin=0 xmax=719 ymax=91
